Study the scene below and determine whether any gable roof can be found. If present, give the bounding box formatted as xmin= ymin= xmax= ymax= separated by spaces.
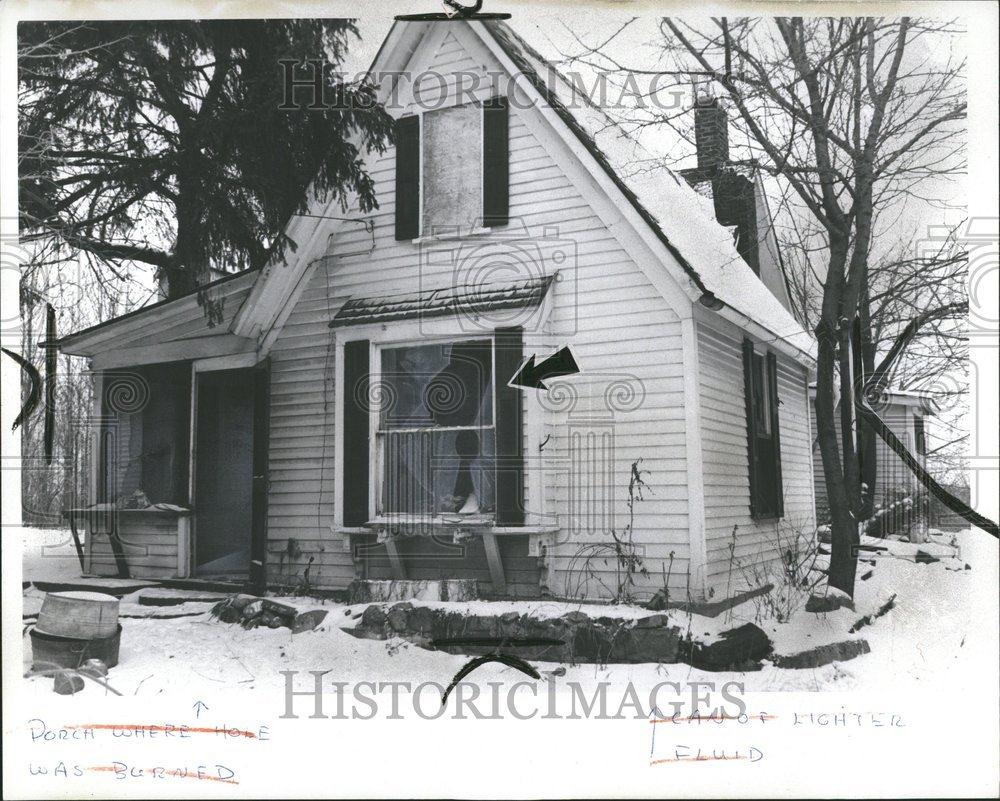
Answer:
xmin=58 ymin=18 xmax=815 ymax=367
xmin=485 ymin=20 xmax=815 ymax=362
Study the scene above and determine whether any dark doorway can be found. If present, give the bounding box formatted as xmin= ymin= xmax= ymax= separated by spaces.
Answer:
xmin=99 ymin=362 xmax=191 ymax=506
xmin=194 ymin=368 xmax=258 ymax=576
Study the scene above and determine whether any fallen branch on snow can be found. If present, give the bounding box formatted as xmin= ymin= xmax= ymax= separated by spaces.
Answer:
xmin=849 ymin=593 xmax=896 ymax=634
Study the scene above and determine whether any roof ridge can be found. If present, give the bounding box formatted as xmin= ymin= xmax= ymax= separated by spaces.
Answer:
xmin=479 ymin=19 xmax=814 ymax=361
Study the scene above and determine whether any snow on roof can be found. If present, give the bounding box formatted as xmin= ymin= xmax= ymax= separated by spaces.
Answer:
xmin=330 ymin=274 xmax=555 ymax=328
xmin=807 ymin=382 xmax=939 ymax=414
xmin=485 ymin=21 xmax=816 ymax=360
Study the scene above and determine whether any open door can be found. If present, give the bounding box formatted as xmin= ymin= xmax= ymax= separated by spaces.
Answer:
xmin=193 ymin=363 xmax=269 ymax=580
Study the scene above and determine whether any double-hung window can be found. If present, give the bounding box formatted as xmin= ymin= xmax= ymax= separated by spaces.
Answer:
xmin=376 ymin=338 xmax=496 ymax=519
xmin=340 ymin=327 xmax=524 ymax=530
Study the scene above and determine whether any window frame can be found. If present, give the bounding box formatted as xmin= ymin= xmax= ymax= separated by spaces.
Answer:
xmin=333 ymin=307 xmax=548 ymax=536
xmin=372 ymin=334 xmax=498 ymax=521
xmin=914 ymin=414 xmax=927 ymax=457
xmin=751 ymin=352 xmax=771 ymax=437
xmin=743 ymin=338 xmax=784 ymax=521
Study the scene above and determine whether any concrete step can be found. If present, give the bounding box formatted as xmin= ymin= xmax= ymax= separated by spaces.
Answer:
xmin=136 ymin=587 xmax=230 ymax=607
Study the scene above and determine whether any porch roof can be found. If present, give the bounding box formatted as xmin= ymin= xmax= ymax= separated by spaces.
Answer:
xmin=329 ymin=274 xmax=556 ymax=328
xmin=56 ymin=268 xmax=259 ymax=358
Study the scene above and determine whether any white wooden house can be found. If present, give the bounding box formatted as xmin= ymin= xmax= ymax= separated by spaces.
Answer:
xmin=56 ymin=19 xmax=817 ymax=603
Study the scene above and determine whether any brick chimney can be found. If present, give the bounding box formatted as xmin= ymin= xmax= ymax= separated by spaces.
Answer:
xmin=694 ymin=97 xmax=729 ymax=172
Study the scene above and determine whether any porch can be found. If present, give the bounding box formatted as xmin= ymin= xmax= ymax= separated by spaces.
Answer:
xmin=70 ymin=357 xmax=269 ymax=585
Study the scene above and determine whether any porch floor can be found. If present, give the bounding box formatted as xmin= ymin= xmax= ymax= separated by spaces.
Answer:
xmin=20 ymin=525 xmax=247 ymax=598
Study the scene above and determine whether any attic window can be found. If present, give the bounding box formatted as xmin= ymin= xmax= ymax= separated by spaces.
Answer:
xmin=394 ymin=98 xmax=509 ymax=240
xmin=423 ymin=103 xmax=483 ymax=234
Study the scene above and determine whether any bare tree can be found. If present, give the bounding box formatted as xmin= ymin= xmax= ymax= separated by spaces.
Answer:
xmin=555 ymin=16 xmax=973 ymax=595
xmin=13 ymin=26 xmax=155 ymax=526
xmin=17 ymin=238 xmax=150 ymax=527
xmin=784 ymin=219 xmax=970 ymax=492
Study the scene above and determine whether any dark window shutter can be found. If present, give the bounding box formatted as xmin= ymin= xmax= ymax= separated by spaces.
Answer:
xmin=343 ymin=340 xmax=371 ymax=526
xmin=483 ymin=97 xmax=509 ymax=227
xmin=742 ymin=338 xmax=759 ymax=518
xmin=766 ymin=351 xmax=784 ymax=517
xmin=495 ymin=327 xmax=523 ymax=525
xmin=394 ymin=116 xmax=420 ymax=241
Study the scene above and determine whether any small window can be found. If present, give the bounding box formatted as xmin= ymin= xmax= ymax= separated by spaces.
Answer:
xmin=914 ymin=415 xmax=927 ymax=456
xmin=742 ymin=339 xmax=783 ymax=519
xmin=751 ymin=353 xmax=771 ymax=436
xmin=394 ymin=98 xmax=508 ymax=240
xmin=422 ymin=103 xmax=483 ymax=234
xmin=376 ymin=339 xmax=496 ymax=517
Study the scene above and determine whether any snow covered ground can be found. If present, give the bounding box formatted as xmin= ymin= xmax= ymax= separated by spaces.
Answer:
xmin=13 ymin=524 xmax=998 ymax=700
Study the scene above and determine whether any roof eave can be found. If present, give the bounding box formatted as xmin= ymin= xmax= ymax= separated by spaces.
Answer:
xmin=475 ymin=20 xmax=814 ymax=367
xmin=56 ymin=268 xmax=258 ymax=357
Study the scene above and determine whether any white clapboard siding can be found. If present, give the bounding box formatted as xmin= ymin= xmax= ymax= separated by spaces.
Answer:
xmin=264 ymin=28 xmax=694 ymax=599
xmin=87 ymin=519 xmax=182 ymax=579
xmin=696 ymin=321 xmax=816 ymax=591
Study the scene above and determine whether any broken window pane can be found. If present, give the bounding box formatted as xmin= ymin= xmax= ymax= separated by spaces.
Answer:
xmin=379 ymin=340 xmax=492 ymax=429
xmin=378 ymin=339 xmax=495 ymax=516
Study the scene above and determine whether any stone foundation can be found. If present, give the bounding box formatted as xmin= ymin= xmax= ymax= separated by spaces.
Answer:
xmin=773 ymin=639 xmax=871 ymax=668
xmin=346 ymin=602 xmax=872 ymax=670
xmin=349 ymin=603 xmax=727 ymax=666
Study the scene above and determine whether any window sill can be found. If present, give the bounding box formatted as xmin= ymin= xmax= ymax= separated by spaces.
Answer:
xmin=365 ymin=515 xmax=496 ymax=529
xmin=410 ymin=227 xmax=493 ymax=245
xmin=337 ymin=518 xmax=558 ymax=535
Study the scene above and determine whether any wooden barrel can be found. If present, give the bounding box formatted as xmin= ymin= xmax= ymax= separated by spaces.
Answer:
xmin=35 ymin=591 xmax=119 ymax=639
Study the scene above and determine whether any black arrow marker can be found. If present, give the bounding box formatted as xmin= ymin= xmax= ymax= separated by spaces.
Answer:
xmin=508 ymin=346 xmax=579 ymax=390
